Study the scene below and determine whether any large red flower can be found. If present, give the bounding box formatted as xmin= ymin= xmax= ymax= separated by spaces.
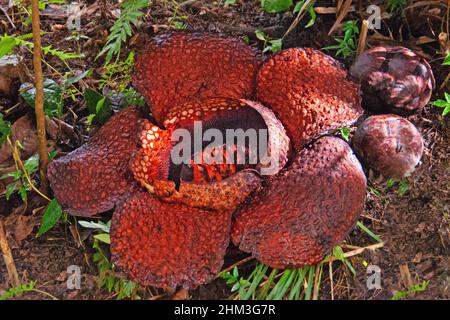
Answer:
xmin=48 ymin=32 xmax=370 ymax=289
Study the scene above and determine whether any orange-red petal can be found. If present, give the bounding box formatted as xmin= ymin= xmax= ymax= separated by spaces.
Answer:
xmin=257 ymin=48 xmax=363 ymax=150
xmin=133 ymin=32 xmax=262 ymax=123
xmin=231 ymin=136 xmax=367 ymax=268
xmin=111 ymin=191 xmax=231 ymax=289
xmin=47 ymin=107 xmax=143 ymax=217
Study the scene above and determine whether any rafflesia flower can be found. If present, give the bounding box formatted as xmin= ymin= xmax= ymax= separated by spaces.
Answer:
xmin=48 ymin=32 xmax=375 ymax=289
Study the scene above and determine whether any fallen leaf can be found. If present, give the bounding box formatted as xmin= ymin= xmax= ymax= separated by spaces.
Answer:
xmin=0 ymin=114 xmax=38 ymax=166
xmin=4 ymin=213 xmax=39 ymax=244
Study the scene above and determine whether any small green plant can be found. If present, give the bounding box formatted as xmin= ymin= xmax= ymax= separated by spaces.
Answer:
xmin=1 ymin=149 xmax=56 ymax=201
xmin=220 ymin=266 xmax=251 ymax=295
xmin=0 ymin=33 xmax=82 ymax=61
xmin=293 ymin=0 xmax=316 ymax=28
xmin=168 ymin=16 xmax=188 ymax=30
xmin=397 ymin=180 xmax=409 ymax=196
xmin=392 ymin=280 xmax=428 ymax=300
xmin=85 ymin=89 xmax=112 ymax=125
xmin=79 ymin=220 xmax=111 ymax=244
xmin=323 ymin=20 xmax=359 ymax=58
xmin=92 ymin=238 xmax=140 ymax=299
xmin=0 ymin=114 xmax=11 ymax=145
xmin=1 ymin=154 xmax=39 ymax=201
xmin=0 ymin=280 xmax=57 ymax=300
xmin=99 ymin=52 xmax=135 ymax=91
xmin=97 ymin=0 xmax=149 ymax=65
xmin=339 ymin=127 xmax=351 ymax=141
xmin=386 ymin=178 xmax=409 ymax=196
xmin=261 ymin=0 xmax=293 ymax=13
xmin=432 ymin=92 xmax=450 ymax=116
xmin=224 ymin=0 xmax=237 ymax=6
xmin=386 ymin=0 xmax=407 ymax=13
xmin=255 ymin=30 xmax=282 ymax=53
xmin=0 ymin=281 xmax=36 ymax=300
xmin=78 ymin=219 xmax=140 ymax=299
xmin=443 ymin=53 xmax=450 ymax=66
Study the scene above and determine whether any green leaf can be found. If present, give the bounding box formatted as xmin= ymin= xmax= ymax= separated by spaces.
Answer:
xmin=63 ymin=69 xmax=93 ymax=87
xmin=261 ymin=0 xmax=293 ymax=13
xmin=255 ymin=30 xmax=267 ymax=41
xmin=293 ymin=1 xmax=316 ymax=28
xmin=0 ymin=113 xmax=11 ymax=145
xmin=84 ymin=89 xmax=112 ymax=124
xmin=5 ymin=183 xmax=17 ymax=201
xmin=432 ymin=99 xmax=448 ymax=107
xmin=386 ymin=0 xmax=407 ymax=13
xmin=78 ymin=220 xmax=111 ymax=233
xmin=397 ymin=180 xmax=409 ymax=196
xmin=0 ymin=36 xmax=17 ymax=58
xmin=23 ymin=155 xmax=39 ymax=174
xmin=332 ymin=246 xmax=345 ymax=260
xmin=224 ymin=0 xmax=237 ymax=6
xmin=19 ymin=185 xmax=28 ymax=202
xmin=37 ymin=199 xmax=63 ymax=237
xmin=443 ymin=53 xmax=450 ymax=66
xmin=94 ymin=233 xmax=111 ymax=244
xmin=20 ymin=79 xmax=63 ymax=118
xmin=357 ymin=221 xmax=383 ymax=243
xmin=269 ymin=38 xmax=282 ymax=53
xmin=339 ymin=127 xmax=351 ymax=141
xmin=97 ymin=0 xmax=150 ymax=65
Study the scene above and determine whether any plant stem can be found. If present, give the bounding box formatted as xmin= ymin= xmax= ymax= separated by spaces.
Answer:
xmin=0 ymin=219 xmax=21 ymax=288
xmin=31 ymin=0 xmax=49 ymax=195
xmin=8 ymin=138 xmax=51 ymax=202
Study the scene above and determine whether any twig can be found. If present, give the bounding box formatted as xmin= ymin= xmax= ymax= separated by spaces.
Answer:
xmin=31 ymin=0 xmax=49 ymax=195
xmin=32 ymin=288 xmax=59 ymax=300
xmin=0 ymin=6 xmax=16 ymax=28
xmin=322 ymin=242 xmax=385 ymax=263
xmin=314 ymin=6 xmax=355 ymax=14
xmin=218 ymin=256 xmax=254 ymax=276
xmin=328 ymin=261 xmax=334 ymax=300
xmin=312 ymin=264 xmax=321 ymax=300
xmin=283 ymin=0 xmax=317 ymax=39
xmin=328 ymin=0 xmax=352 ymax=35
xmin=0 ymin=219 xmax=21 ymax=288
xmin=8 ymin=138 xmax=51 ymax=202
xmin=357 ymin=20 xmax=369 ymax=56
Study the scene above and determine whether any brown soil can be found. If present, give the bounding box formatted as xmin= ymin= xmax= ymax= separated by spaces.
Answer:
xmin=0 ymin=0 xmax=448 ymax=300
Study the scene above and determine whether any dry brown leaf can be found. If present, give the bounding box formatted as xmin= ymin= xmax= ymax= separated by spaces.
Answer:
xmin=0 ymin=114 xmax=38 ymax=167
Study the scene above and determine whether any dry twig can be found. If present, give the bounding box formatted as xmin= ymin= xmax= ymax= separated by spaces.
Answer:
xmin=0 ymin=219 xmax=21 ymax=287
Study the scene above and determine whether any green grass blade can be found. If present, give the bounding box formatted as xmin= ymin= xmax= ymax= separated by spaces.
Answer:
xmin=357 ymin=221 xmax=383 ymax=243
xmin=304 ymin=265 xmax=315 ymax=300
xmin=258 ymin=268 xmax=279 ymax=299
xmin=239 ymin=263 xmax=268 ymax=300
xmin=289 ymin=267 xmax=308 ymax=300
xmin=270 ymin=269 xmax=297 ymax=300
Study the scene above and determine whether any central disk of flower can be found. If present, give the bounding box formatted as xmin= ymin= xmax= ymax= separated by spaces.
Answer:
xmin=129 ymin=98 xmax=290 ymax=212
xmin=131 ymin=98 xmax=274 ymax=191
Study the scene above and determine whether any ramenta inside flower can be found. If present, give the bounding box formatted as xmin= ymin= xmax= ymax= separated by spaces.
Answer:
xmin=131 ymin=97 xmax=290 ymax=211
